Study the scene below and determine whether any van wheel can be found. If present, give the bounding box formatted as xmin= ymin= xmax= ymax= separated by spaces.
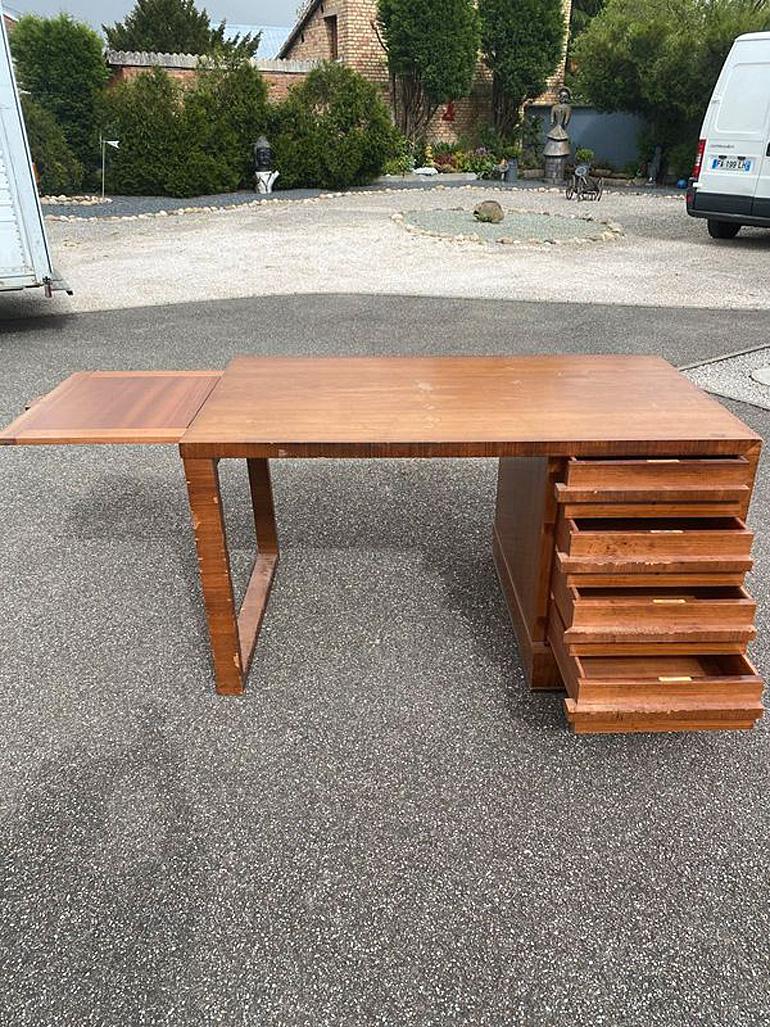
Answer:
xmin=707 ymin=220 xmax=741 ymax=239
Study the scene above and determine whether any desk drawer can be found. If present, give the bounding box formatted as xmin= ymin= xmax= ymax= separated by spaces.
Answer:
xmin=560 ymin=652 xmax=762 ymax=705
xmin=553 ymin=578 xmax=756 ymax=645
xmin=564 ymin=697 xmax=763 ymax=734
xmin=556 ymin=516 xmax=753 ymax=562
xmin=565 ymin=456 xmax=751 ymax=490
xmin=556 ymin=495 xmax=745 ymax=519
xmin=557 ymin=457 xmax=750 ymax=518
xmin=554 ymin=553 xmax=750 ymax=587
xmin=549 ymin=609 xmax=762 ymax=702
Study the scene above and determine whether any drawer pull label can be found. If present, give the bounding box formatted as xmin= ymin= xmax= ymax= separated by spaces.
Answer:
xmin=652 ymin=598 xmax=687 ymax=604
xmin=650 ymin=529 xmax=684 ymax=534
xmin=658 ymin=675 xmax=693 ymax=683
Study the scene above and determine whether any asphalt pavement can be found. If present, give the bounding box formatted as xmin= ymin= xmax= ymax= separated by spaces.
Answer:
xmin=1 ymin=294 xmax=769 ymax=1027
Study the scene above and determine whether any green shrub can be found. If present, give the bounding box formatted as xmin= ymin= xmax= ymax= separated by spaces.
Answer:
xmin=11 ymin=14 xmax=108 ymax=171
xmin=102 ymin=70 xmax=179 ymax=195
xmin=575 ymin=146 xmax=595 ymax=164
xmin=269 ymin=63 xmax=401 ymax=190
xmin=102 ymin=61 xmax=269 ymax=197
xmin=383 ymin=134 xmax=413 ymax=175
xmin=458 ymin=147 xmax=500 ymax=178
xmin=21 ymin=95 xmax=83 ymax=195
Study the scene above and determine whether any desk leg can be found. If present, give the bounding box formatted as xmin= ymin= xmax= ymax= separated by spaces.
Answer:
xmin=183 ymin=456 xmax=279 ymax=695
xmin=240 ymin=459 xmax=280 ymax=677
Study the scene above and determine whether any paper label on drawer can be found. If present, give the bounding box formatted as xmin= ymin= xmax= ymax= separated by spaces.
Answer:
xmin=658 ymin=676 xmax=693 ymax=683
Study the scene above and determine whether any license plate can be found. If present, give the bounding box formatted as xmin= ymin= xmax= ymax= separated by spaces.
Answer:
xmin=711 ymin=156 xmax=753 ymax=172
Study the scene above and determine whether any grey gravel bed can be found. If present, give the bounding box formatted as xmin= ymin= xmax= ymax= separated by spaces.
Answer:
xmin=42 ymin=188 xmax=322 ymax=219
xmin=403 ymin=206 xmax=616 ymax=243
xmin=43 ymin=179 xmax=682 ymax=219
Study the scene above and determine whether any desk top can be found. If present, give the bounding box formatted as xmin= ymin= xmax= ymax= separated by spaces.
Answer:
xmin=179 ymin=355 xmax=758 ymax=458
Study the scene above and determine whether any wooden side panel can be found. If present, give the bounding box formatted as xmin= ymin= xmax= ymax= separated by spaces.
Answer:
xmin=493 ymin=456 xmax=565 ymax=689
xmin=739 ymin=442 xmax=763 ymax=520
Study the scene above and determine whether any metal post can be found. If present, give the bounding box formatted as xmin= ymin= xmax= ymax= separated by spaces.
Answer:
xmin=100 ymin=136 xmax=106 ymax=200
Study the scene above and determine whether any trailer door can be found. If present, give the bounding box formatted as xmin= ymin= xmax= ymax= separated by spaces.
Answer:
xmin=0 ymin=1 xmax=56 ymax=291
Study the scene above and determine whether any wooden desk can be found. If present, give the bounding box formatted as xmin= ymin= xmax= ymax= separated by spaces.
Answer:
xmin=2 ymin=356 xmax=764 ymax=734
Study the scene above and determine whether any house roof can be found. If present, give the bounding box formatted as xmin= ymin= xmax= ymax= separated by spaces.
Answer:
xmin=277 ymin=0 xmax=322 ymax=59
xmin=223 ymin=24 xmax=291 ymax=60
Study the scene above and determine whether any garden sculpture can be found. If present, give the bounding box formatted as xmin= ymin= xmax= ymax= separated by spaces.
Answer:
xmin=544 ymin=86 xmax=572 ymax=183
xmin=566 ymin=163 xmax=604 ymax=202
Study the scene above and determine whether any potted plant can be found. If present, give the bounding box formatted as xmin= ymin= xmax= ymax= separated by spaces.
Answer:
xmin=502 ymin=143 xmax=522 ymax=182
xmin=574 ymin=146 xmax=595 ymax=170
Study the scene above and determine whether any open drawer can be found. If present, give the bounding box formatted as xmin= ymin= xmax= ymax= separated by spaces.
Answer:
xmin=553 ymin=577 xmax=757 ymax=645
xmin=556 ymin=516 xmax=754 ymax=562
xmin=548 ymin=609 xmax=764 ymax=732
xmin=0 ymin=371 xmax=221 ymax=445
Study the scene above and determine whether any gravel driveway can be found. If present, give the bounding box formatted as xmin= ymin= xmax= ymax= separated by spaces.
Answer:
xmin=4 ymin=182 xmax=763 ymax=319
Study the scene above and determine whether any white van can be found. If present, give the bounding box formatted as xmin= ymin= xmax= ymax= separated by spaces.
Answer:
xmin=686 ymin=31 xmax=770 ymax=239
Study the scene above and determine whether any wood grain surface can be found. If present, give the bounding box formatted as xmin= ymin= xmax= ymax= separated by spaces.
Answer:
xmin=0 ymin=371 xmax=220 ymax=445
xmin=179 ymin=355 xmax=759 ymax=458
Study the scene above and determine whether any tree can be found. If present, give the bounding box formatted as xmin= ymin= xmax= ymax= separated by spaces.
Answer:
xmin=10 ymin=14 xmax=109 ymax=169
xmin=377 ymin=0 xmax=480 ymax=142
xmin=104 ymin=0 xmax=260 ymax=58
xmin=574 ymin=0 xmax=770 ymax=152
xmin=479 ymin=0 xmax=567 ymax=137
xmin=569 ymin=0 xmax=607 ymax=41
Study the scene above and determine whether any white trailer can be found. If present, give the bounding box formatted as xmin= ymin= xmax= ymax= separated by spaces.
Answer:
xmin=0 ymin=3 xmax=70 ymax=295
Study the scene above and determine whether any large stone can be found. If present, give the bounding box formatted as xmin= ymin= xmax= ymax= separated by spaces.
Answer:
xmin=473 ymin=200 xmax=504 ymax=224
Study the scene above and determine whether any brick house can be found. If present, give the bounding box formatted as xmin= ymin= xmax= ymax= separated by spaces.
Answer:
xmin=278 ymin=0 xmax=572 ymax=142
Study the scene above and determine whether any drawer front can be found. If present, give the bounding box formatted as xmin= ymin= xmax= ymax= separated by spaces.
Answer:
xmin=565 ymin=456 xmax=751 ymax=490
xmin=554 ymin=556 xmax=749 ymax=588
xmin=556 ymin=516 xmax=754 ymax=561
xmin=558 ymin=498 xmax=745 ymax=519
xmin=549 ymin=609 xmax=763 ymax=712
xmin=557 ymin=456 xmax=751 ymax=519
xmin=564 ymin=700 xmax=762 ymax=735
xmin=553 ymin=576 xmax=756 ymax=643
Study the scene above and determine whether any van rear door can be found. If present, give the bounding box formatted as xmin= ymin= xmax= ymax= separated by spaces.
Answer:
xmin=752 ymin=84 xmax=770 ymax=220
xmin=697 ymin=37 xmax=770 ymax=217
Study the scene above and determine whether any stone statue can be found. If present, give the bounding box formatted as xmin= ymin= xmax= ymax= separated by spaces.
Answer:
xmin=647 ymin=145 xmax=663 ymax=185
xmin=544 ymin=86 xmax=572 ymax=183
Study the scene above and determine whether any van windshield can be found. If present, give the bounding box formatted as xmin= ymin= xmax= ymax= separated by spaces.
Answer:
xmin=716 ymin=63 xmax=770 ymax=135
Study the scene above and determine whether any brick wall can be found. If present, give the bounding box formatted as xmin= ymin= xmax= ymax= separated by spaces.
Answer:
xmin=109 ymin=65 xmax=198 ymax=87
xmin=106 ymin=53 xmax=316 ymax=101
